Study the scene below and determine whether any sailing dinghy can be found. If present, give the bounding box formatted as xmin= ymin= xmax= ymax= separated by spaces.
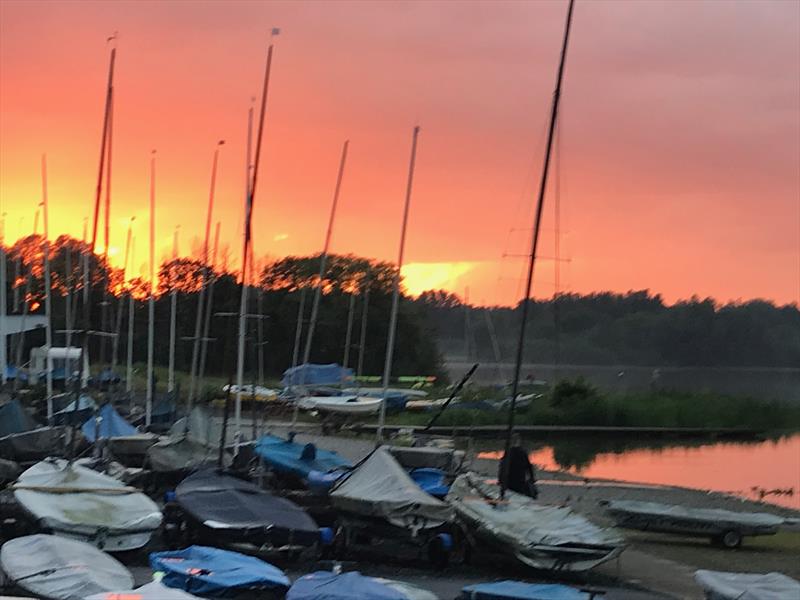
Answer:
xmin=169 ymin=469 xmax=327 ymax=552
xmin=694 ymin=569 xmax=800 ymax=600
xmin=82 ymin=402 xmax=159 ymax=465
xmin=447 ymin=473 xmax=623 ymax=572
xmin=12 ymin=458 xmax=162 ymax=551
xmin=287 ymin=571 xmax=439 ymax=600
xmin=298 ymin=394 xmax=382 ymax=415
xmin=0 ymin=534 xmax=134 ymax=599
xmin=147 ymin=406 xmax=230 ymax=473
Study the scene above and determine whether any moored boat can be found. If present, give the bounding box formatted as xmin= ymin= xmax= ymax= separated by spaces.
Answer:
xmin=694 ymin=569 xmax=800 ymax=600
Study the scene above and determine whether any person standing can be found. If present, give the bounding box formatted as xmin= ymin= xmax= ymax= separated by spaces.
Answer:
xmin=499 ymin=433 xmax=538 ymax=499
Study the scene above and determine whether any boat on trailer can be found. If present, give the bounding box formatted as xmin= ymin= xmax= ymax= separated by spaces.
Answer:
xmin=165 ymin=469 xmax=329 ymax=554
xmin=12 ymin=458 xmax=162 ymax=551
xmin=605 ymin=499 xmax=784 ymax=548
xmin=447 ymin=473 xmax=623 ymax=572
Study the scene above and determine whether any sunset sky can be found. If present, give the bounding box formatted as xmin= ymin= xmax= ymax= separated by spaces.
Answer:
xmin=1 ymin=0 xmax=798 ymax=306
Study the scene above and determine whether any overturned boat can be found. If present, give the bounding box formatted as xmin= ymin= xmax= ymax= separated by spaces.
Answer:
xmin=151 ymin=545 xmax=290 ymax=598
xmin=12 ymin=458 xmax=162 ymax=551
xmin=298 ymin=394 xmax=383 ymax=415
xmin=605 ymin=500 xmax=784 ymax=548
xmin=0 ymin=534 xmax=134 ymax=599
xmin=447 ymin=473 xmax=623 ymax=572
xmin=287 ymin=571 xmax=439 ymax=600
xmin=167 ymin=469 xmax=328 ymax=553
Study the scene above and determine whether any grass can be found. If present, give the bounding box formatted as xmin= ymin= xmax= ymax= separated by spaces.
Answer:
xmin=389 ymin=379 xmax=800 ymax=432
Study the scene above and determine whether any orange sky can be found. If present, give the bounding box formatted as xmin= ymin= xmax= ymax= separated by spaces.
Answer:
xmin=1 ymin=0 xmax=798 ymax=306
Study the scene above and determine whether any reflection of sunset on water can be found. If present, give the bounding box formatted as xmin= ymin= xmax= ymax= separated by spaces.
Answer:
xmin=477 ymin=435 xmax=800 ymax=510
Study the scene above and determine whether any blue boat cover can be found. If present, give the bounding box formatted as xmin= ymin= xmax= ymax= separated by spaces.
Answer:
xmin=287 ymin=572 xmax=408 ymax=600
xmin=255 ymin=434 xmax=351 ymax=482
xmin=0 ymin=399 xmax=37 ymax=437
xmin=2 ymin=365 xmax=27 ymax=382
xmin=460 ymin=582 xmax=589 ymax=600
xmin=282 ymin=363 xmax=353 ymax=387
xmin=410 ymin=468 xmax=450 ymax=498
xmin=81 ymin=403 xmax=138 ymax=442
xmin=150 ymin=546 xmax=290 ymax=597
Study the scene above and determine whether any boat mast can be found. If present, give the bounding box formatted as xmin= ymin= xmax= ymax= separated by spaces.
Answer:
xmin=111 ymin=216 xmax=133 ymax=371
xmin=146 ymin=150 xmax=156 ymax=427
xmin=377 ymin=125 xmax=420 ymax=443
xmin=0 ymin=213 xmax=6 ymax=386
xmin=188 ymin=140 xmax=224 ymax=409
xmin=291 ymin=288 xmax=306 ymax=369
xmin=501 ymin=0 xmax=574 ymax=496
xmin=356 ymin=273 xmax=370 ymax=378
xmin=41 ymin=155 xmax=54 ymax=420
xmin=168 ymin=225 xmax=179 ymax=392
xmin=197 ymin=220 xmax=220 ymax=395
xmin=235 ymin=29 xmax=277 ymax=446
xmin=124 ymin=220 xmax=135 ymax=394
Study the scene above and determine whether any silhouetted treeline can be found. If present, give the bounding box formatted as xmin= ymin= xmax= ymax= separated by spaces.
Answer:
xmin=415 ymin=289 xmax=800 ymax=367
xmin=2 ymin=236 xmax=444 ymax=381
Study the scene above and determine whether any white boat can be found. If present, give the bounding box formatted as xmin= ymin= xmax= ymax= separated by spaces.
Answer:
xmin=298 ymin=395 xmax=382 ymax=415
xmin=12 ymin=459 xmax=162 ymax=551
xmin=86 ymin=580 xmax=201 ymax=600
xmin=222 ymin=383 xmax=280 ymax=402
xmin=447 ymin=473 xmax=624 ymax=572
xmin=406 ymin=398 xmax=450 ymax=411
xmin=344 ymin=387 xmax=429 ymax=399
xmin=695 ymin=569 xmax=800 ymax=600
xmin=0 ymin=534 xmax=134 ymax=599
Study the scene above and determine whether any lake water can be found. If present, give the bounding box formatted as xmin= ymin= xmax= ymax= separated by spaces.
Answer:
xmin=477 ymin=434 xmax=800 ymax=510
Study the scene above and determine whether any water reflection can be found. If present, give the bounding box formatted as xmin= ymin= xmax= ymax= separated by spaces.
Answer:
xmin=477 ymin=434 xmax=800 ymax=509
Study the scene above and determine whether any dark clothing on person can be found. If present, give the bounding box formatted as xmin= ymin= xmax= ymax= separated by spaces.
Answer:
xmin=499 ymin=445 xmax=538 ymax=498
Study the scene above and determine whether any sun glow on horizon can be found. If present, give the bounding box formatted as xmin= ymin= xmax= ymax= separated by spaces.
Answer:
xmin=401 ymin=261 xmax=476 ymax=298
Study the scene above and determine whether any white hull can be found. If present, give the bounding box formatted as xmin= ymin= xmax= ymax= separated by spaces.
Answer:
xmin=298 ymin=395 xmax=382 ymax=415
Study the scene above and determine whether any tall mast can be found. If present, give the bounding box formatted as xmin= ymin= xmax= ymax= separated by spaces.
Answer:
xmin=342 ymin=291 xmax=356 ymax=373
xmin=356 ymin=272 xmax=370 ymax=378
xmin=236 ymin=29 xmax=278 ymax=446
xmin=188 ymin=140 xmax=224 ymax=409
xmin=0 ymin=213 xmax=6 ymax=386
xmin=197 ymin=220 xmax=221 ymax=394
xmin=301 ymin=140 xmax=349 ymax=366
xmin=146 ymin=151 xmax=156 ymax=427
xmin=99 ymin=89 xmax=114 ymax=369
xmin=501 ymin=0 xmax=575 ymax=496
xmin=377 ymin=126 xmax=420 ymax=443
xmin=168 ymin=225 xmax=179 ymax=392
xmin=291 ymin=288 xmax=306 ymax=369
xmin=41 ymin=155 xmax=54 ymax=420
xmin=124 ymin=220 xmax=135 ymax=394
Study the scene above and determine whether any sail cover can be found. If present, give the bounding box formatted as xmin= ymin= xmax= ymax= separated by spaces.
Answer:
xmin=81 ymin=403 xmax=138 ymax=442
xmin=282 ymin=363 xmax=353 ymax=387
xmin=459 ymin=581 xmax=590 ymax=600
xmin=287 ymin=571 xmax=438 ymax=600
xmin=255 ymin=434 xmax=351 ymax=480
xmin=694 ymin=570 xmax=800 ymax=600
xmin=330 ymin=447 xmax=453 ymax=526
xmin=607 ymin=500 xmax=785 ymax=530
xmin=0 ymin=399 xmax=37 ymax=436
xmin=176 ymin=469 xmax=320 ymax=546
xmin=150 ymin=546 xmax=290 ymax=596
xmin=12 ymin=459 xmax=161 ymax=541
xmin=86 ymin=580 xmax=202 ymax=600
xmin=0 ymin=534 xmax=134 ymax=600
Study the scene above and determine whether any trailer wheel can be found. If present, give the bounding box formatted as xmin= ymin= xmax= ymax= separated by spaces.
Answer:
xmin=718 ymin=529 xmax=743 ymax=549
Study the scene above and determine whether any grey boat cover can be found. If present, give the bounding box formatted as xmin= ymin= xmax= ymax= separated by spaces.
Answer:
xmin=12 ymin=459 xmax=161 ymax=540
xmin=0 ymin=426 xmax=69 ymax=462
xmin=85 ymin=580 xmax=201 ymax=600
xmin=387 ymin=445 xmax=463 ymax=472
xmin=330 ymin=447 xmax=453 ymax=527
xmin=375 ymin=578 xmax=440 ymax=600
xmin=148 ymin=407 xmax=230 ymax=472
xmin=0 ymin=534 xmax=134 ymax=600
xmin=695 ymin=570 xmax=800 ymax=600
xmin=607 ymin=500 xmax=785 ymax=529
xmin=447 ymin=473 xmax=622 ymax=563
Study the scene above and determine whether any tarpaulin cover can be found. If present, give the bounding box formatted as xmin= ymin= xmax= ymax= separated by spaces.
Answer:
xmin=287 ymin=571 xmax=438 ymax=600
xmin=0 ymin=534 xmax=134 ymax=600
xmin=176 ymin=469 xmax=320 ymax=547
xmin=150 ymin=546 xmax=290 ymax=597
xmin=149 ymin=407 xmax=229 ymax=473
xmin=388 ymin=446 xmax=461 ymax=472
xmin=0 ymin=426 xmax=68 ymax=462
xmin=410 ymin=468 xmax=450 ymax=498
xmin=12 ymin=459 xmax=161 ymax=541
xmin=607 ymin=500 xmax=785 ymax=530
xmin=81 ymin=403 xmax=138 ymax=442
xmin=255 ymin=434 xmax=350 ymax=481
xmin=86 ymin=580 xmax=202 ymax=600
xmin=53 ymin=394 xmax=96 ymax=426
xmin=282 ymin=363 xmax=353 ymax=387
xmin=460 ymin=581 xmax=589 ymax=600
xmin=0 ymin=399 xmax=37 ymax=436
xmin=330 ymin=447 xmax=453 ymax=527
xmin=447 ymin=473 xmax=623 ymax=572
xmin=694 ymin=570 xmax=800 ymax=600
